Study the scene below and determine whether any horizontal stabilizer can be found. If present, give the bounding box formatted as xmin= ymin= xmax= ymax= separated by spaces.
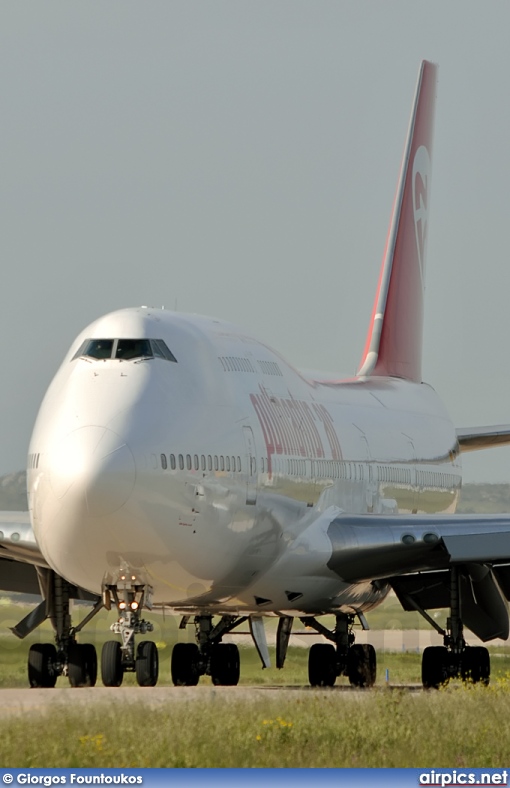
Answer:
xmin=456 ymin=425 xmax=510 ymax=453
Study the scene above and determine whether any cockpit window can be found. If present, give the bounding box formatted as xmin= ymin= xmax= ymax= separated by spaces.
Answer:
xmin=80 ymin=339 xmax=115 ymax=360
xmin=151 ymin=339 xmax=177 ymax=362
xmin=116 ymin=339 xmax=152 ymax=360
xmin=72 ymin=338 xmax=177 ymax=363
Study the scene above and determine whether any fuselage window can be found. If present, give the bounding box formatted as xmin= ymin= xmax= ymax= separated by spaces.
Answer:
xmin=232 ymin=456 xmax=236 ymax=472
xmin=161 ymin=454 xmax=167 ymax=470
xmin=194 ymin=454 xmax=199 ymax=471
xmin=201 ymin=455 xmax=206 ymax=471
xmin=237 ymin=456 xmax=241 ymax=472
xmin=214 ymin=455 xmax=219 ymax=471
xmin=179 ymin=454 xmax=184 ymax=470
xmin=170 ymin=454 xmax=176 ymax=470
xmin=208 ymin=455 xmax=212 ymax=471
xmin=186 ymin=454 xmax=192 ymax=471
xmin=220 ymin=456 xmax=225 ymax=471
xmin=226 ymin=456 xmax=230 ymax=471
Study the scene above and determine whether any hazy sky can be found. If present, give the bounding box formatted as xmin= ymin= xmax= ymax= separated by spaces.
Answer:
xmin=2 ymin=1 xmax=510 ymax=482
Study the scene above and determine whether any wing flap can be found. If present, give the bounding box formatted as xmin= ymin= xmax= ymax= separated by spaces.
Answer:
xmin=390 ymin=567 xmax=508 ymax=641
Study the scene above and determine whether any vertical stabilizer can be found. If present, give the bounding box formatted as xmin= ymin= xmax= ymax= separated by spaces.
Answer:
xmin=357 ymin=61 xmax=437 ymax=382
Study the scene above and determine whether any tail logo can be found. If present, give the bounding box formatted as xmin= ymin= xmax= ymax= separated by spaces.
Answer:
xmin=412 ymin=145 xmax=431 ymax=283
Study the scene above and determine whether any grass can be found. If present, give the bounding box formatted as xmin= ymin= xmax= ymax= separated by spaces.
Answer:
xmin=2 ymin=599 xmax=510 ymax=766
xmin=3 ymin=682 xmax=510 ymax=767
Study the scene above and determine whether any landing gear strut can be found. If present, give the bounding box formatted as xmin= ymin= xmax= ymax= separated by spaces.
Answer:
xmin=171 ymin=615 xmax=246 ymax=686
xmin=22 ymin=570 xmax=103 ymax=688
xmin=101 ymin=580 xmax=158 ymax=687
xmin=420 ymin=566 xmax=490 ymax=688
xmin=302 ymin=614 xmax=377 ymax=688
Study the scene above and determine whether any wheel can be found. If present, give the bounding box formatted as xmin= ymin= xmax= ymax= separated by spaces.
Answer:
xmin=210 ymin=644 xmax=240 ymax=686
xmin=347 ymin=644 xmax=376 ymax=688
xmin=136 ymin=641 xmax=159 ymax=687
xmin=68 ymin=643 xmax=97 ymax=688
xmin=82 ymin=643 xmax=98 ymax=687
xmin=171 ymin=643 xmax=200 ymax=686
xmin=308 ymin=643 xmax=336 ymax=687
xmin=101 ymin=640 xmax=124 ymax=687
xmin=366 ymin=643 xmax=377 ymax=685
xmin=462 ymin=646 xmax=490 ymax=686
xmin=422 ymin=645 xmax=449 ymax=689
xmin=28 ymin=643 xmax=57 ymax=688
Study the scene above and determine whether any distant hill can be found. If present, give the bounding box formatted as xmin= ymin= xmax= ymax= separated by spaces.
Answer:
xmin=0 ymin=471 xmax=28 ymax=510
xmin=456 ymin=484 xmax=510 ymax=514
xmin=1 ymin=470 xmax=510 ymax=513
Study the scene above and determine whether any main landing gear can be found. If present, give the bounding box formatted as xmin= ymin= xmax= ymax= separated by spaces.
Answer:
xmin=419 ymin=567 xmax=490 ymax=689
xmin=18 ymin=571 xmax=103 ymax=688
xmin=171 ymin=615 xmax=247 ymax=686
xmin=297 ymin=614 xmax=377 ymax=688
xmin=101 ymin=579 xmax=158 ymax=687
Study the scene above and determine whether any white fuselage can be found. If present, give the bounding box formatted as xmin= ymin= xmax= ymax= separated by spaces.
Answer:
xmin=27 ymin=307 xmax=462 ymax=616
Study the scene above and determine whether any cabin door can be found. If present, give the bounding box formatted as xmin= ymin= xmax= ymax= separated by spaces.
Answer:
xmin=243 ymin=426 xmax=258 ymax=505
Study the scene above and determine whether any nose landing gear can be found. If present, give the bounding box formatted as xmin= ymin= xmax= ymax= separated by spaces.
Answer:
xmin=101 ymin=581 xmax=158 ymax=687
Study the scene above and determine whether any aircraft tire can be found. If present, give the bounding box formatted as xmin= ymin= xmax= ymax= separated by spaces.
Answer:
xmin=136 ymin=640 xmax=159 ymax=687
xmin=171 ymin=642 xmax=200 ymax=686
xmin=210 ymin=643 xmax=240 ymax=686
xmin=101 ymin=640 xmax=124 ymax=687
xmin=28 ymin=643 xmax=57 ymax=688
xmin=68 ymin=643 xmax=97 ymax=688
xmin=421 ymin=645 xmax=449 ymax=689
xmin=461 ymin=646 xmax=490 ymax=686
xmin=347 ymin=644 xmax=376 ymax=688
xmin=83 ymin=643 xmax=98 ymax=687
xmin=308 ymin=643 xmax=336 ymax=687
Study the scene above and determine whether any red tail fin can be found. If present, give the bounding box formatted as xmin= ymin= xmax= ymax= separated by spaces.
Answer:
xmin=357 ymin=61 xmax=437 ymax=382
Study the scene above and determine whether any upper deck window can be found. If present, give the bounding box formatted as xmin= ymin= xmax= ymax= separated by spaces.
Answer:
xmin=72 ymin=338 xmax=177 ymax=363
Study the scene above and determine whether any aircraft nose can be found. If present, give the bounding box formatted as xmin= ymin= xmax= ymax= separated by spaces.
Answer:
xmin=48 ymin=426 xmax=136 ymax=516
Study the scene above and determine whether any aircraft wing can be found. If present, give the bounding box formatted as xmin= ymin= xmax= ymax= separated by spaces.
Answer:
xmin=0 ymin=511 xmax=49 ymax=596
xmin=0 ymin=511 xmax=47 ymax=565
xmin=326 ymin=512 xmax=510 ymax=641
xmin=456 ymin=425 xmax=510 ymax=452
xmin=327 ymin=512 xmax=510 ymax=581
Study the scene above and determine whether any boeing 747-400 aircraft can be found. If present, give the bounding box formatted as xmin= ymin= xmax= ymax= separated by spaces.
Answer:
xmin=3 ymin=60 xmax=510 ymax=691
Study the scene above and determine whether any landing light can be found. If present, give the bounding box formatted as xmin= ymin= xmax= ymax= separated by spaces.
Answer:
xmin=119 ymin=601 xmax=127 ymax=610
xmin=130 ymin=601 xmax=139 ymax=611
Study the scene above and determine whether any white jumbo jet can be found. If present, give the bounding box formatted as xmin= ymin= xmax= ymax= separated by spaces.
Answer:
xmin=3 ymin=59 xmax=510 ymax=691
